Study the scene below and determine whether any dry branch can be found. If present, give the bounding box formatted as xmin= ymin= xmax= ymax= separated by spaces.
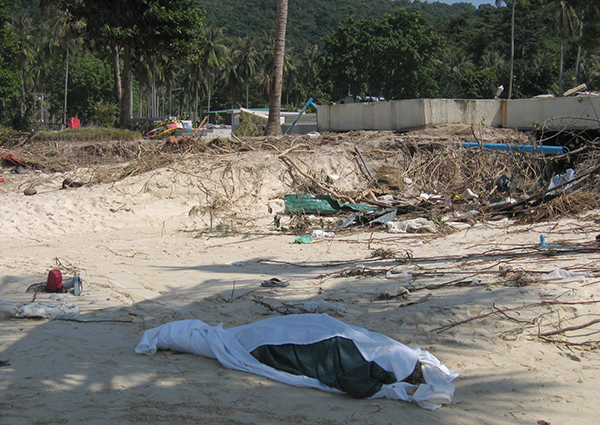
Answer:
xmin=538 ymin=317 xmax=600 ymax=337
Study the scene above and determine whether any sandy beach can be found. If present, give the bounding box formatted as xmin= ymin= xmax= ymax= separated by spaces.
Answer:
xmin=1 ymin=129 xmax=599 ymax=424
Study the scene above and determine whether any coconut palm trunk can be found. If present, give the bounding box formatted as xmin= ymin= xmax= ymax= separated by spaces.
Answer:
xmin=63 ymin=44 xmax=69 ymax=127
xmin=114 ymin=46 xmax=121 ymax=106
xmin=509 ymin=1 xmax=515 ymax=99
xmin=266 ymin=0 xmax=288 ymax=136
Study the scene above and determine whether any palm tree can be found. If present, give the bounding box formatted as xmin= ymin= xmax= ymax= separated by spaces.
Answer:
xmin=578 ymin=52 xmax=600 ymax=90
xmin=8 ymin=13 xmax=36 ymax=116
xmin=30 ymin=24 xmax=53 ymax=124
xmin=544 ymin=0 xmax=578 ymax=96
xmin=235 ymin=36 xmax=260 ymax=108
xmin=296 ymin=44 xmax=319 ymax=101
xmin=222 ymin=52 xmax=243 ymax=109
xmin=186 ymin=45 xmax=208 ymax=121
xmin=481 ymin=49 xmax=506 ymax=72
xmin=199 ymin=26 xmax=230 ymax=112
xmin=47 ymin=9 xmax=82 ymax=127
xmin=495 ymin=0 xmax=528 ymax=99
xmin=266 ymin=0 xmax=288 ymax=136
xmin=444 ymin=48 xmax=475 ymax=75
xmin=259 ymin=38 xmax=294 ymax=101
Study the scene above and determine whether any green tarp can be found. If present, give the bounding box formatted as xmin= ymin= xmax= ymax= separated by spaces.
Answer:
xmin=284 ymin=194 xmax=375 ymax=215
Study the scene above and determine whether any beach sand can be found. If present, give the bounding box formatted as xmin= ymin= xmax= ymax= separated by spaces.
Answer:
xmin=1 ymin=132 xmax=599 ymax=424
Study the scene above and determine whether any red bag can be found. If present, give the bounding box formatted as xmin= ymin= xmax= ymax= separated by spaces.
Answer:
xmin=46 ymin=269 xmax=63 ymax=291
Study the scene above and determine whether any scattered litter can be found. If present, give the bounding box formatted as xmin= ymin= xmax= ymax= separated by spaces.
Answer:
xmin=489 ymin=197 xmax=517 ymax=208
xmin=419 ymin=192 xmax=442 ymax=201
xmin=459 ymin=188 xmax=479 ymax=200
xmin=469 ymin=279 xmax=482 ymax=286
xmin=386 ymin=218 xmax=437 ymax=233
xmin=540 ymin=268 xmax=593 ymax=283
xmin=261 ymin=278 xmax=290 ymax=288
xmin=496 ymin=175 xmax=515 ymax=193
xmin=294 ymin=234 xmax=314 ymax=244
xmin=0 ymin=149 xmax=26 ymax=165
xmin=375 ymin=283 xmax=409 ymax=299
xmin=311 ymin=230 xmax=335 ymax=238
xmin=538 ymin=235 xmax=561 ymax=248
xmin=23 ymin=187 xmax=37 ymax=196
xmin=378 ymin=194 xmax=396 ymax=202
xmin=448 ymin=210 xmax=479 ymax=220
xmin=306 ymin=131 xmax=321 ymax=139
xmin=10 ymin=167 xmax=22 ymax=174
xmin=548 ymin=168 xmax=575 ymax=195
xmin=0 ymin=298 xmax=79 ymax=320
xmin=26 ymin=269 xmax=83 ymax=296
xmin=369 ymin=207 xmax=398 ymax=225
xmin=284 ymin=194 xmax=375 ymax=215
xmin=385 ymin=271 xmax=412 ymax=280
xmin=409 ymin=241 xmax=425 ymax=247
xmin=229 ymin=261 xmax=246 ymax=266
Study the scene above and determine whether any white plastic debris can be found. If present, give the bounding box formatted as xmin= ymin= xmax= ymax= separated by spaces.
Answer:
xmin=386 ymin=218 xmax=437 ymax=233
xmin=548 ymin=168 xmax=575 ymax=195
xmin=386 ymin=271 xmax=413 ymax=280
xmin=453 ymin=210 xmax=480 ymax=219
xmin=419 ymin=192 xmax=441 ymax=201
xmin=460 ymin=188 xmax=479 ymax=200
xmin=489 ymin=197 xmax=517 ymax=208
xmin=409 ymin=241 xmax=425 ymax=247
xmin=375 ymin=283 xmax=410 ymax=298
xmin=311 ymin=230 xmax=335 ymax=238
xmin=377 ymin=194 xmax=396 ymax=202
xmin=3 ymin=299 xmax=80 ymax=320
xmin=229 ymin=261 xmax=246 ymax=266
xmin=540 ymin=268 xmax=593 ymax=283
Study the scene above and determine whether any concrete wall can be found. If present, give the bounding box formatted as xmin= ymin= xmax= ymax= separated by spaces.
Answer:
xmin=424 ymin=99 xmax=502 ymax=128
xmin=502 ymin=97 xmax=600 ymax=130
xmin=317 ymin=97 xmax=600 ymax=132
xmin=318 ymin=100 xmax=424 ymax=131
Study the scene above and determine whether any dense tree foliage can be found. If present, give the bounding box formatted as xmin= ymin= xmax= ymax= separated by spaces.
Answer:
xmin=59 ymin=0 xmax=205 ymax=127
xmin=0 ymin=0 xmax=598 ymax=131
xmin=46 ymin=51 xmax=114 ymax=123
xmin=320 ymin=10 xmax=443 ymax=100
xmin=0 ymin=0 xmax=20 ymax=122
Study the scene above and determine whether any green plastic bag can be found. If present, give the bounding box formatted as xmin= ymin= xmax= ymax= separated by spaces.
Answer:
xmin=294 ymin=234 xmax=314 ymax=244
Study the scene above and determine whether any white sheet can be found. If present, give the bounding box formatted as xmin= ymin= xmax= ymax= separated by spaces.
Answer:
xmin=135 ymin=313 xmax=458 ymax=410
